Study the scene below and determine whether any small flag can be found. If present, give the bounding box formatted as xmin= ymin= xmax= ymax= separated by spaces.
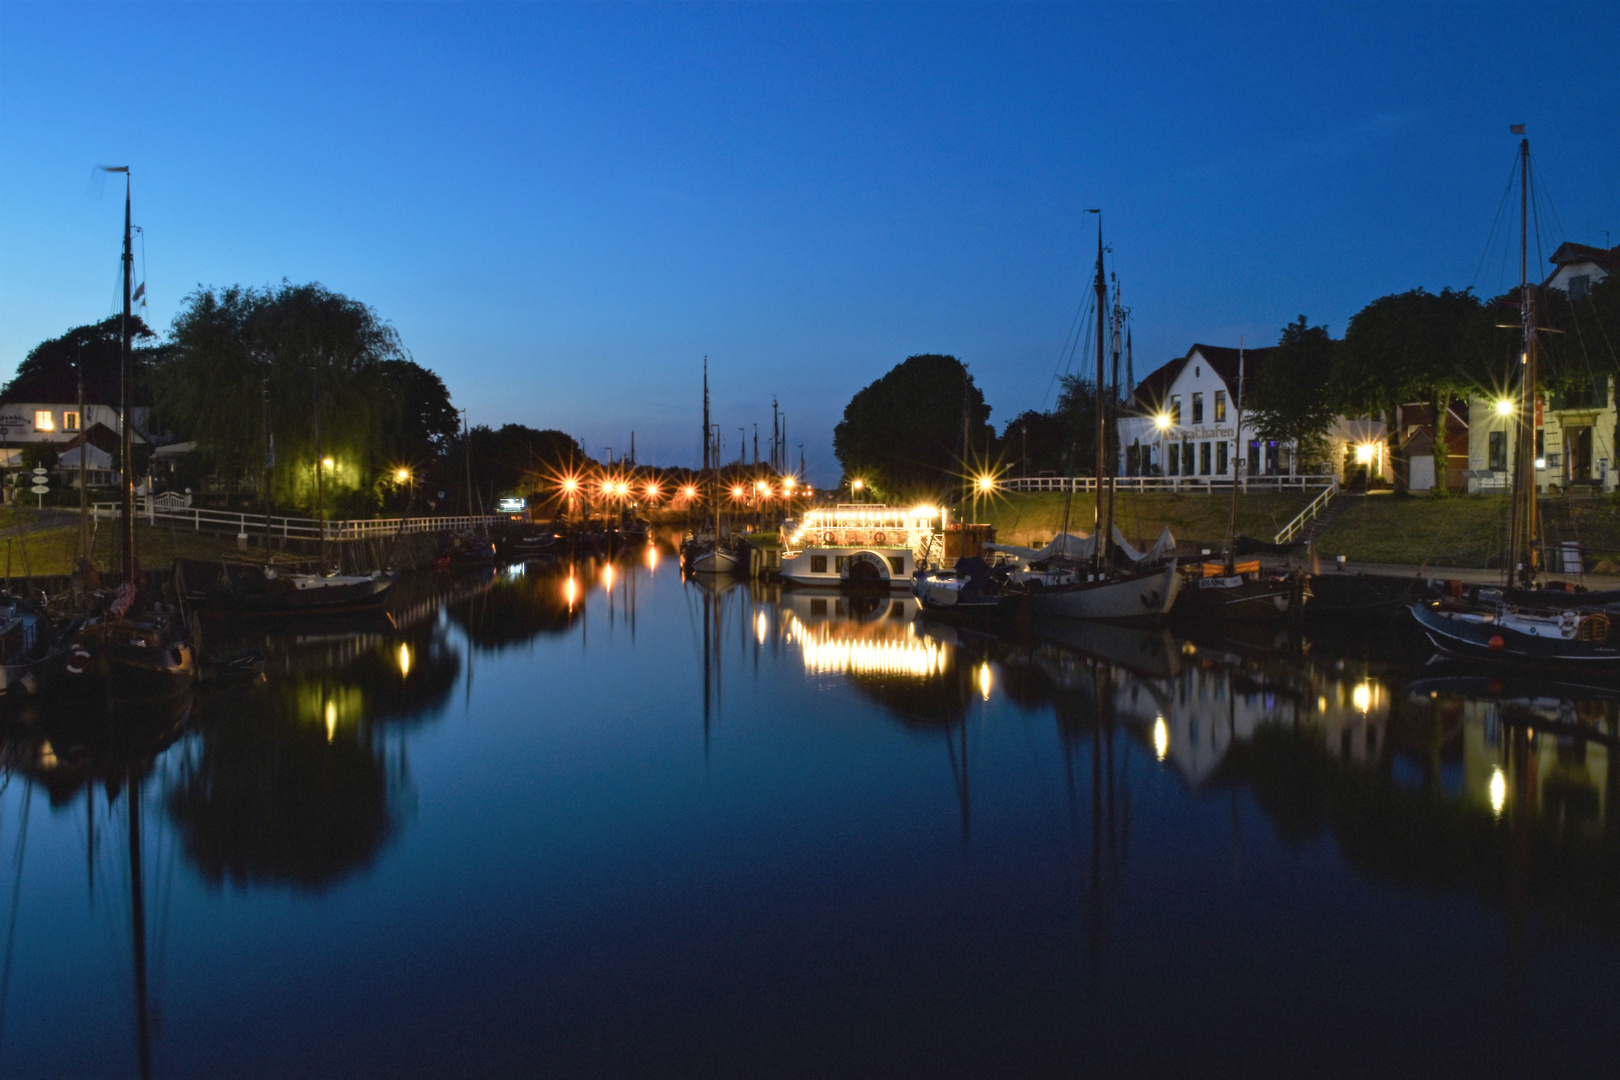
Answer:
xmin=1510 ymin=124 xmax=1525 ymax=134
xmin=132 ymin=281 xmax=146 ymax=304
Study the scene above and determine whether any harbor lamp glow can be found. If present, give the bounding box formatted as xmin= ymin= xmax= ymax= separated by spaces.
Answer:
xmin=644 ymin=481 xmax=660 ymax=500
xmin=976 ymin=474 xmax=996 ymax=494
xmin=322 ymin=457 xmax=334 ymax=469
xmin=1495 ymin=397 xmax=1515 ymax=417
xmin=394 ymin=467 xmax=411 ymax=483
xmin=681 ymin=484 xmax=697 ymax=500
xmin=1154 ymin=412 xmax=1172 ymax=432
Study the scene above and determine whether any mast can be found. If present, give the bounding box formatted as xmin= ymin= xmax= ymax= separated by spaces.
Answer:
xmin=314 ymin=379 xmax=326 ymax=572
xmin=1510 ymin=129 xmax=1540 ymax=587
xmin=1225 ymin=341 xmax=1246 ymax=573
xmin=77 ymin=349 xmax=89 ymax=563
xmin=702 ymin=358 xmax=710 ymax=473
xmin=1091 ymin=211 xmax=1107 ymax=573
xmin=119 ymin=171 xmax=135 ymax=583
xmin=1103 ymin=277 xmax=1122 ymax=558
xmin=128 ymin=771 xmax=152 ymax=1080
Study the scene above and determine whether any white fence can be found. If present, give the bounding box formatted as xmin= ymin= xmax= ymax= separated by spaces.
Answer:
xmin=92 ymin=502 xmax=503 ymax=541
xmin=999 ymin=474 xmax=1337 ymax=494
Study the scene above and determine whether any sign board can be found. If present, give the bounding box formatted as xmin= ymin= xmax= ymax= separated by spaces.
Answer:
xmin=29 ymin=485 xmax=49 ymax=495
xmin=496 ymin=497 xmax=526 ymax=513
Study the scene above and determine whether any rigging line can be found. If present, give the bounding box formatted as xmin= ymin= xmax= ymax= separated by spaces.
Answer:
xmin=1471 ymin=153 xmax=1521 ymax=293
xmin=1043 ymin=295 xmax=1089 ymax=412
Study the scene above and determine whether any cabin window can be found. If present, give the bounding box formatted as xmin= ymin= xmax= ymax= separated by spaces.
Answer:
xmin=834 ymin=556 xmax=847 ymax=573
xmin=1191 ymin=393 xmax=1204 ymax=424
xmin=62 ymin=411 xmax=81 ymax=432
xmin=888 ymin=557 xmax=904 ymax=575
xmin=33 ymin=411 xmax=54 ymax=432
xmin=1217 ymin=441 xmax=1229 ymax=475
xmin=1169 ymin=395 xmax=1181 ymax=426
xmin=1214 ymin=391 xmax=1226 ymax=422
xmin=1488 ymin=431 xmax=1507 ymax=472
xmin=810 ymin=555 xmax=827 ymax=573
xmin=1200 ymin=441 xmax=1212 ymax=475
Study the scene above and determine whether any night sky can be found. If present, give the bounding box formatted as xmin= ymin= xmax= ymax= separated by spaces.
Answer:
xmin=3 ymin=3 xmax=1616 ymax=481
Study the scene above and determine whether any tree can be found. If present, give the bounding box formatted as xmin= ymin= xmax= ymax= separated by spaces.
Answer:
xmin=833 ymin=354 xmax=993 ymax=501
xmin=1336 ymin=288 xmax=1488 ymax=494
xmin=1246 ymin=316 xmax=1340 ymax=475
xmin=2 ymin=314 xmax=169 ymax=431
xmin=158 ymin=282 xmax=457 ymax=513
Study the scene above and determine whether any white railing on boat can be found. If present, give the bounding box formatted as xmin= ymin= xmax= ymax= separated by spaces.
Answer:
xmin=92 ymin=502 xmax=503 ymax=540
xmin=997 ymin=474 xmax=1336 ymax=493
xmin=1273 ymin=479 xmax=1340 ymax=545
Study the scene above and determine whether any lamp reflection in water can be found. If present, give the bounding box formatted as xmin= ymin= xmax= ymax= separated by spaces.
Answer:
xmin=780 ymin=611 xmax=948 ymax=678
xmin=397 ymin=643 xmax=412 ymax=679
xmin=563 ymin=575 xmax=579 ymax=611
xmin=602 ymin=563 xmax=615 ymax=591
xmin=645 ymin=545 xmax=659 ymax=572
xmin=324 ymin=700 xmax=337 ymax=742
xmin=1489 ymin=765 xmax=1507 ymax=817
xmin=755 ymin=611 xmax=769 ymax=645
xmin=1352 ymin=681 xmax=1372 ymax=713
xmin=977 ymin=662 xmax=992 ymax=701
xmin=1153 ymin=716 xmax=1169 ymax=761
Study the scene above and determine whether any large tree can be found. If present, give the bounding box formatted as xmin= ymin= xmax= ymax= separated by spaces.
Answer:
xmin=1335 ymin=288 xmax=1489 ymax=493
xmin=2 ymin=314 xmax=166 ymax=417
xmin=833 ymin=354 xmax=993 ymax=501
xmin=1245 ymin=316 xmax=1340 ymax=474
xmin=157 ymin=283 xmax=459 ymax=514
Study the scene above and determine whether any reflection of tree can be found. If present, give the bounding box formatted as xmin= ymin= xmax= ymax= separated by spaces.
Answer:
xmin=169 ymin=688 xmax=398 ymax=891
xmin=447 ymin=567 xmax=580 ymax=652
xmin=14 ymin=697 xmax=192 ymax=809
xmin=1223 ymin=724 xmax=1620 ymax=933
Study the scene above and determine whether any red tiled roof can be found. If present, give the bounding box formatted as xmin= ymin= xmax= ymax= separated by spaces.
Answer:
xmin=1128 ymin=343 xmax=1277 ymax=413
xmin=1550 ymin=241 xmax=1620 ymax=273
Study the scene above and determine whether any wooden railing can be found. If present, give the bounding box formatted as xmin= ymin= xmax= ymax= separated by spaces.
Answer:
xmin=998 ymin=474 xmax=1336 ymax=494
xmin=1273 ymin=480 xmax=1340 ymax=545
xmin=92 ymin=502 xmax=503 ymax=540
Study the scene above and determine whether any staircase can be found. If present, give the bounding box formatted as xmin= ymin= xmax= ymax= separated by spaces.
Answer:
xmin=1299 ymin=492 xmax=1360 ymax=545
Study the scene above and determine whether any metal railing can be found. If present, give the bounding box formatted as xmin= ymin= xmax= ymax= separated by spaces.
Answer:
xmin=92 ymin=502 xmax=503 ymax=540
xmin=1273 ymin=479 xmax=1340 ymax=545
xmin=999 ymin=474 xmax=1336 ymax=493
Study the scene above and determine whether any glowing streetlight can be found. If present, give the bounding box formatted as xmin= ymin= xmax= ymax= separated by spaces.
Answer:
xmin=681 ymin=485 xmax=697 ymax=499
xmin=1154 ymin=412 xmax=1172 ymax=432
xmin=321 ymin=457 xmax=335 ymax=469
xmin=976 ymin=474 xmax=995 ymax=493
xmin=731 ymin=484 xmax=745 ymax=499
xmin=394 ymin=467 xmax=411 ymax=483
xmin=645 ymin=482 xmax=660 ymax=500
xmin=1495 ymin=397 xmax=1515 ymax=417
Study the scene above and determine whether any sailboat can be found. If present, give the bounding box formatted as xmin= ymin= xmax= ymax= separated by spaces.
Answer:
xmin=685 ymin=358 xmax=742 ymax=575
xmin=61 ymin=169 xmax=198 ymax=701
xmin=1032 ymin=215 xmax=1181 ymax=623
xmin=1410 ymin=129 xmax=1620 ymax=666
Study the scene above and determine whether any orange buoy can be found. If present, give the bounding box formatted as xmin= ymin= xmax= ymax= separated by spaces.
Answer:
xmin=1488 ymin=635 xmax=1506 ymax=650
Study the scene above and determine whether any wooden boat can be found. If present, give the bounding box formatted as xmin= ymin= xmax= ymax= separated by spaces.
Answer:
xmin=1410 ymin=601 xmax=1620 ymax=668
xmin=912 ymin=556 xmax=1020 ymax=618
xmin=1174 ymin=559 xmax=1307 ymax=621
xmin=0 ymin=595 xmax=77 ymax=698
xmin=687 ymin=541 xmax=742 ymax=574
xmin=1030 ymin=560 xmax=1182 ymax=622
xmin=173 ymin=558 xmax=397 ymax=617
xmin=63 ymin=585 xmax=196 ymax=700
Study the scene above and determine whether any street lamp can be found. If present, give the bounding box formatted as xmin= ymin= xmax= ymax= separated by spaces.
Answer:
xmin=851 ymin=478 xmax=864 ymax=502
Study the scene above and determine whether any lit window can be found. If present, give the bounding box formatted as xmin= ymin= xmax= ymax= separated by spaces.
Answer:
xmin=1214 ymin=391 xmax=1226 ymax=422
xmin=62 ymin=411 xmax=80 ymax=432
xmin=34 ymin=411 xmax=54 ymax=432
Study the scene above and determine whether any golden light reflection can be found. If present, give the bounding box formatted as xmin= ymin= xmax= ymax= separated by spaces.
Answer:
xmin=977 ymin=661 xmax=992 ymax=700
xmin=1352 ymin=681 xmax=1372 ymax=714
xmin=797 ymin=635 xmax=947 ymax=677
xmin=1489 ymin=766 xmax=1507 ymax=817
xmin=1153 ymin=716 xmax=1169 ymax=761
xmin=324 ymin=700 xmax=337 ymax=742
xmin=563 ymin=575 xmax=579 ymax=610
xmin=38 ymin=739 xmax=57 ymax=770
xmin=601 ymin=563 xmax=615 ymax=590
xmin=756 ymin=611 xmax=769 ymax=644
xmin=397 ymin=643 xmax=412 ymax=679
xmin=645 ymin=545 xmax=660 ymax=572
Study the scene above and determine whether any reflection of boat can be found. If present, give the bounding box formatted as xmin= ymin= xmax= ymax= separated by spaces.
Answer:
xmin=174 ymin=559 xmax=397 ymax=618
xmin=1033 ymin=618 xmax=1183 ymax=681
xmin=0 ymin=593 xmax=76 ymax=697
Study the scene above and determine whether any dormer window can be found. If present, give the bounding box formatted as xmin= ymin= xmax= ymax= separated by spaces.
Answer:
xmin=34 ymin=411 xmax=54 ymax=433
xmin=1571 ymin=274 xmax=1591 ymax=301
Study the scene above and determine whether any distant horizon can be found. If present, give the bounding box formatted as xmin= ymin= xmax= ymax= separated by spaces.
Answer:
xmin=3 ymin=3 xmax=1616 ymax=485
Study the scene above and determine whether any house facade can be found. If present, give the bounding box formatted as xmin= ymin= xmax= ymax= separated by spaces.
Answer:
xmin=0 ymin=365 xmax=153 ymax=470
xmin=1118 ymin=343 xmax=1378 ymax=484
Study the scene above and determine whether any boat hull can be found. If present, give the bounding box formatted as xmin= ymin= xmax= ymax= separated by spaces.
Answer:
xmin=1409 ymin=602 xmax=1620 ymax=668
xmin=1031 ymin=562 xmax=1181 ymax=622
xmin=1173 ymin=574 xmax=1301 ymax=621
xmin=780 ymin=546 xmax=916 ymax=591
xmin=688 ymin=548 xmax=742 ymax=574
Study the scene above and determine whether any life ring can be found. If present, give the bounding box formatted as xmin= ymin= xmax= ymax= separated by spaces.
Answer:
xmin=823 ymin=530 xmax=835 ymax=545
xmin=873 ymin=530 xmax=888 ymax=545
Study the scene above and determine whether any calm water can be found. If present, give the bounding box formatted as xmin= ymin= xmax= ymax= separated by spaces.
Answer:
xmin=2 ymin=545 xmax=1618 ymax=1078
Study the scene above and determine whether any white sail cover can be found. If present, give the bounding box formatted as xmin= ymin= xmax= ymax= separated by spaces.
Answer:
xmin=988 ymin=525 xmax=1175 ymax=566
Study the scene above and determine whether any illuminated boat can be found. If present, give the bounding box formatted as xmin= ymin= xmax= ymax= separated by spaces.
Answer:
xmin=174 ymin=559 xmax=397 ymax=617
xmin=779 ymin=504 xmax=948 ymax=591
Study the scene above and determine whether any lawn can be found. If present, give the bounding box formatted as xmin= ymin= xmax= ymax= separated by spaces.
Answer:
xmin=1313 ymin=492 xmax=1620 ymax=570
xmin=0 ymin=506 xmax=311 ymax=579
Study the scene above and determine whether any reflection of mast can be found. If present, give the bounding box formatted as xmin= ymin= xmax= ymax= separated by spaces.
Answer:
xmin=0 ymin=781 xmax=33 ymax=1052
xmin=128 ymin=768 xmax=152 ymax=1080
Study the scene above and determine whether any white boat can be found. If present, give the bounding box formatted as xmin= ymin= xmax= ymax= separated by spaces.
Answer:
xmin=779 ymin=504 xmax=947 ymax=590
xmin=1031 ymin=560 xmax=1182 ymax=622
xmin=688 ymin=545 xmax=742 ymax=574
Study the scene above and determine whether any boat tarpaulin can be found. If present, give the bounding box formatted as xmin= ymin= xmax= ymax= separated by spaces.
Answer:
xmin=989 ymin=525 xmax=1175 ymax=566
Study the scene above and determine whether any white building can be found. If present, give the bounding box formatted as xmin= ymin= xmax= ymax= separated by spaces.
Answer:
xmin=0 ymin=365 xmax=152 ymax=467
xmin=1118 ymin=343 xmax=1372 ymax=484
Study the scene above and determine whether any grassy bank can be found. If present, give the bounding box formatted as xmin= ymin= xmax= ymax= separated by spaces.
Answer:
xmin=963 ymin=491 xmax=1318 ymax=549
xmin=0 ymin=508 xmax=336 ymax=578
xmin=1313 ymin=492 xmax=1620 ymax=570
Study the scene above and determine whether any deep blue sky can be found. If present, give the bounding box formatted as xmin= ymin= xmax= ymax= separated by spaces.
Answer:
xmin=3 ymin=3 xmax=1617 ymax=481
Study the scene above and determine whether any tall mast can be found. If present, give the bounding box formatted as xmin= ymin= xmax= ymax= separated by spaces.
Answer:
xmin=1091 ymin=211 xmax=1107 ymax=573
xmin=1515 ymin=131 xmax=1540 ymax=587
xmin=119 ymin=171 xmax=135 ymax=582
xmin=1225 ymin=341 xmax=1246 ymax=573
xmin=702 ymin=357 xmax=710 ymax=474
xmin=1103 ymin=278 xmax=1122 ymax=557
